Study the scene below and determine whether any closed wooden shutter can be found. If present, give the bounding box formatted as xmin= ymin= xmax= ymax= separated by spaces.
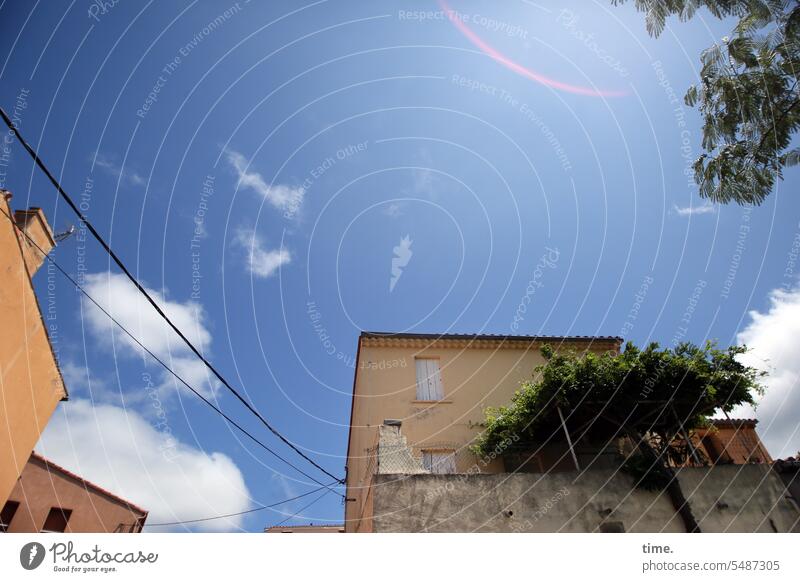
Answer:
xmin=415 ymin=358 xmax=443 ymax=400
xmin=422 ymin=450 xmax=456 ymax=474
xmin=415 ymin=359 xmax=429 ymax=400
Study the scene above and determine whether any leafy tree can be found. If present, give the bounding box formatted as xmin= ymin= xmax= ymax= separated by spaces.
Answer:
xmin=614 ymin=0 xmax=799 ymax=205
xmin=472 ymin=342 xmax=765 ymax=532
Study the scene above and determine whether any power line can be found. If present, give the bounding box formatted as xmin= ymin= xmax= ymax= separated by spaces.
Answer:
xmin=146 ymin=481 xmax=340 ymax=527
xmin=0 ymin=203 xmax=343 ymax=496
xmin=270 ymin=486 xmax=333 ymax=528
xmin=0 ymin=106 xmax=342 ymax=484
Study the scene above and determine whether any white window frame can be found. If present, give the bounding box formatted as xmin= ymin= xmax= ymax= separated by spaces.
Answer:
xmin=422 ymin=450 xmax=456 ymax=474
xmin=415 ymin=358 xmax=444 ymax=401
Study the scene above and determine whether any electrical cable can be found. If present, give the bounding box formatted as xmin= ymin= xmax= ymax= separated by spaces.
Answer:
xmin=147 ymin=481 xmax=340 ymax=527
xmin=0 ymin=203 xmax=343 ymax=496
xmin=0 ymin=107 xmax=342 ymax=484
xmin=270 ymin=485 xmax=333 ymax=529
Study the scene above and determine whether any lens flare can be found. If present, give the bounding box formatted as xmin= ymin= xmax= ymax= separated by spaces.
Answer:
xmin=438 ymin=0 xmax=627 ymax=98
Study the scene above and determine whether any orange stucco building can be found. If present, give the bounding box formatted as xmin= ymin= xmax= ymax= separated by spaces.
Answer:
xmin=1 ymin=453 xmax=147 ymax=533
xmin=692 ymin=418 xmax=772 ymax=466
xmin=344 ymin=332 xmax=774 ymax=532
xmin=0 ymin=192 xmax=68 ymax=507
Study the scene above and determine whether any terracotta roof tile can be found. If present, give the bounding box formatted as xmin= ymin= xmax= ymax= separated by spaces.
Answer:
xmin=710 ymin=418 xmax=759 ymax=428
xmin=361 ymin=331 xmax=623 ymax=343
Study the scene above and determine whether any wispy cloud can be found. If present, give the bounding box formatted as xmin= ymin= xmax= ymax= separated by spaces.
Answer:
xmin=225 ymin=149 xmax=304 ymax=213
xmin=92 ymin=152 xmax=145 ymax=186
xmin=390 ymin=235 xmax=413 ymax=292
xmin=408 ymin=148 xmax=440 ymax=197
xmin=672 ymin=202 xmax=717 ymax=216
xmin=383 ymin=202 xmax=404 ymax=218
xmin=412 ymin=168 xmax=436 ymax=196
xmin=234 ymin=228 xmax=291 ymax=279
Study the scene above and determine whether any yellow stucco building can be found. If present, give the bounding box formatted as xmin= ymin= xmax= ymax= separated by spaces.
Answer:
xmin=0 ymin=192 xmax=68 ymax=508
xmin=344 ymin=331 xmax=621 ymax=532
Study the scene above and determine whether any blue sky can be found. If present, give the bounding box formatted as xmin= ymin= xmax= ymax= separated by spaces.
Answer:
xmin=1 ymin=1 xmax=798 ymax=531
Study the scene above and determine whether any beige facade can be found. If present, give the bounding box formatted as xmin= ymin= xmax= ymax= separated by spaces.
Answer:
xmin=2 ymin=453 xmax=147 ymax=533
xmin=0 ymin=192 xmax=67 ymax=507
xmin=344 ymin=332 xmax=622 ymax=532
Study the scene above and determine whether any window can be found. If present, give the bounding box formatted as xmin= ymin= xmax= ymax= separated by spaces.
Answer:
xmin=415 ymin=358 xmax=443 ymax=400
xmin=1 ymin=501 xmax=19 ymax=533
xmin=701 ymin=434 xmax=732 ymax=465
xmin=422 ymin=450 xmax=456 ymax=474
xmin=41 ymin=508 xmax=71 ymax=533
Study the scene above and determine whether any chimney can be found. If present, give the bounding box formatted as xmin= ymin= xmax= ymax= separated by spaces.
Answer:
xmin=13 ymin=205 xmax=56 ymax=275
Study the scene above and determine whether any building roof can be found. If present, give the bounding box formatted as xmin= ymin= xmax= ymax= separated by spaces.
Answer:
xmin=360 ymin=331 xmax=623 ymax=345
xmin=29 ymin=452 xmax=148 ymax=516
xmin=710 ymin=418 xmax=759 ymax=428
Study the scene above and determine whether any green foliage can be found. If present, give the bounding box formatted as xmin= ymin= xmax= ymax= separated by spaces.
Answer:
xmin=471 ymin=341 xmax=765 ymax=458
xmin=613 ymin=1 xmax=800 ymax=205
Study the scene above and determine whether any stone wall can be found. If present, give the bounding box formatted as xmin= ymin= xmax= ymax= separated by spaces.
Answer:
xmin=371 ymin=465 xmax=800 ymax=533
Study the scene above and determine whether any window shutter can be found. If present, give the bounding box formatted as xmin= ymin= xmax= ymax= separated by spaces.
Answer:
xmin=427 ymin=360 xmax=443 ymax=400
xmin=422 ymin=450 xmax=456 ymax=474
xmin=440 ymin=452 xmax=456 ymax=474
xmin=422 ymin=451 xmax=433 ymax=472
xmin=415 ymin=359 xmax=429 ymax=400
xmin=415 ymin=359 xmax=444 ymax=401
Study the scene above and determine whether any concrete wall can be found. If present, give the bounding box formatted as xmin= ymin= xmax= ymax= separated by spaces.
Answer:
xmin=4 ymin=454 xmax=146 ymax=533
xmin=345 ymin=334 xmax=620 ymax=531
xmin=774 ymin=460 xmax=800 ymax=508
xmin=371 ymin=465 xmax=800 ymax=533
xmin=0 ymin=194 xmax=67 ymax=506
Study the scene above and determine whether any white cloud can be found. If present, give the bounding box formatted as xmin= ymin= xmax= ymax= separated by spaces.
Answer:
xmin=92 ymin=152 xmax=145 ymax=186
xmin=412 ymin=168 xmax=436 ymax=196
xmin=732 ymin=286 xmax=800 ymax=459
xmin=407 ymin=148 xmax=440 ymax=198
xmin=60 ymin=360 xmax=147 ymax=407
xmin=672 ymin=202 xmax=717 ymax=216
xmin=37 ymin=399 xmax=251 ymax=532
xmin=233 ymin=228 xmax=291 ymax=279
xmin=383 ymin=202 xmax=404 ymax=218
xmin=225 ymin=149 xmax=304 ymax=212
xmin=82 ymin=272 xmax=219 ymax=398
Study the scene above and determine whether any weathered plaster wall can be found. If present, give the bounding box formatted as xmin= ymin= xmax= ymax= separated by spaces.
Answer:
xmin=372 ymin=465 xmax=800 ymax=533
